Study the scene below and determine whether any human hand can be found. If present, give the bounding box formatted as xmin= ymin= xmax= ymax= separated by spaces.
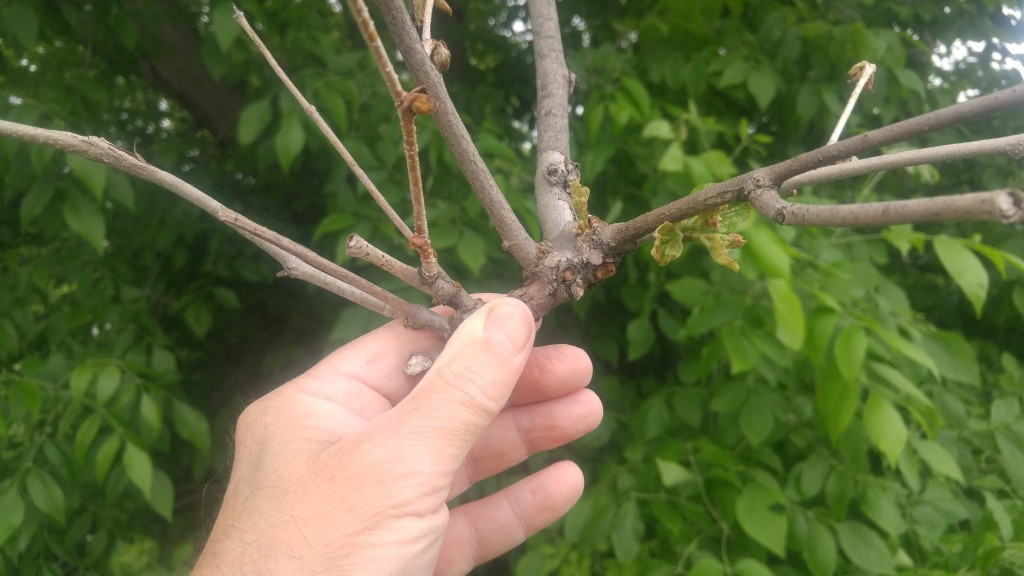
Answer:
xmin=192 ymin=297 xmax=603 ymax=575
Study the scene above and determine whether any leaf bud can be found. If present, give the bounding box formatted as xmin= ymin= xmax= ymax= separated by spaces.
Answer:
xmin=430 ymin=40 xmax=451 ymax=72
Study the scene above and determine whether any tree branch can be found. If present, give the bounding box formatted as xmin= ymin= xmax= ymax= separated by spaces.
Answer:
xmin=527 ymin=0 xmax=571 ymax=159
xmin=344 ymin=0 xmax=439 ymax=276
xmin=0 ymin=119 xmax=449 ymax=332
xmin=749 ymin=178 xmax=1023 ymax=227
xmin=373 ymin=0 xmax=538 ymax=268
xmin=233 ymin=6 xmax=414 ymax=240
xmin=781 ymin=133 xmax=1024 ymax=194
xmin=604 ymin=84 xmax=1024 ymax=248
xmin=346 ymin=233 xmax=479 ymax=312
xmin=527 ymin=0 xmax=578 ymax=244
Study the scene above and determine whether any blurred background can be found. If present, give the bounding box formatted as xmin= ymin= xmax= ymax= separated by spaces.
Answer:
xmin=1 ymin=0 xmax=1023 ymax=573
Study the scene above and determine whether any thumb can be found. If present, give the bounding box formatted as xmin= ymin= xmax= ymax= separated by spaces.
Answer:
xmin=391 ymin=297 xmax=535 ymax=470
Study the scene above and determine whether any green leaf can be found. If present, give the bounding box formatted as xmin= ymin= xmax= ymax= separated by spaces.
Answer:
xmin=62 ymin=192 xmax=106 ymax=253
xmin=657 ymin=141 xmax=686 ymax=172
xmin=867 ymin=325 xmax=939 ymax=379
xmin=211 ymin=286 xmax=241 ymax=309
xmin=834 ymin=325 xmax=867 ymax=382
xmin=863 ymin=392 xmax=907 ymax=468
xmin=626 ymin=315 xmax=656 ymax=360
xmin=918 ymin=330 xmax=980 ymax=386
xmin=742 ymin=224 xmax=790 ymax=280
xmin=735 ymin=483 xmax=787 ymax=558
xmin=835 ymin=521 xmax=895 ymax=575
xmin=766 ymin=278 xmax=804 ymax=351
xmin=651 ymin=222 xmax=685 ymax=266
xmin=805 ymin=308 xmax=838 ymax=366
xmin=456 ymin=229 xmax=488 ymax=275
xmin=1014 ymin=284 xmax=1024 ymax=319
xmin=933 ymin=235 xmax=988 ymax=317
xmin=991 ymin=397 xmax=1020 ymax=427
xmin=721 ymin=325 xmax=757 ymax=374
xmin=172 ymin=399 xmax=211 ymax=457
xmin=858 ymin=480 xmax=906 ymax=537
xmin=184 ymin=301 xmax=214 ymax=338
xmin=238 ymin=98 xmax=274 ymax=146
xmin=611 ymin=499 xmax=643 ymax=564
xmin=913 ymin=438 xmax=964 ymax=484
xmin=717 ymin=59 xmax=750 ymax=89
xmin=69 ymin=363 xmax=95 ymax=401
xmin=739 ymin=396 xmax=773 ymax=447
xmin=655 ymin=458 xmax=694 ymax=488
xmin=20 ymin=174 xmax=56 ymax=227
xmin=67 ymin=155 xmax=108 ymax=201
xmin=0 ymin=485 xmax=25 ymax=546
xmin=210 ymin=3 xmax=241 ymax=52
xmin=983 ymin=491 xmax=1014 ymax=542
xmin=75 ymin=412 xmax=104 ymax=466
xmin=733 ymin=558 xmax=773 ymax=576
xmin=275 ymin=115 xmax=306 ymax=173
xmin=804 ymin=519 xmax=836 ymax=576
xmin=94 ymin=363 xmax=122 ymax=405
xmin=95 ymin=434 xmax=122 ymax=484
xmin=816 ymin=363 xmax=861 ymax=443
xmin=26 ymin=468 xmax=65 ymax=525
xmin=688 ymin=558 xmax=726 ymax=576
xmin=123 ymin=441 xmax=154 ymax=500
xmin=106 ymin=171 xmax=135 ymax=210
xmin=139 ymin=393 xmax=162 ymax=434
xmin=149 ymin=469 xmax=174 ymax=522
xmin=996 ymin=431 xmax=1024 ymax=493
xmin=642 ymin=118 xmax=675 ymax=140
xmin=621 ymin=77 xmax=651 ymax=117
xmin=747 ymin=69 xmax=778 ymax=111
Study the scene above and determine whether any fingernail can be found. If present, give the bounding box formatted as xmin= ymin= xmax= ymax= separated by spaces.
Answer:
xmin=483 ymin=300 xmax=532 ymax=356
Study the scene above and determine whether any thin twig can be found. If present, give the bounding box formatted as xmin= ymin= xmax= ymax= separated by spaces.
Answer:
xmin=232 ymin=5 xmax=413 ymax=240
xmin=220 ymin=214 xmax=449 ymax=332
xmin=829 ymin=61 xmax=876 ymax=145
xmin=748 ymin=176 xmax=1023 ymax=227
xmin=603 ymin=84 xmax=1024 ymax=248
xmin=420 ymin=0 xmax=435 ymax=48
xmin=528 ymin=0 xmax=572 ymax=159
xmin=347 ymin=0 xmax=438 ymax=276
xmin=781 ymin=133 xmax=1024 ymax=194
xmin=347 ymin=234 xmax=478 ymax=310
xmin=374 ymin=0 xmax=539 ymax=269
xmin=0 ymin=119 xmax=451 ymax=331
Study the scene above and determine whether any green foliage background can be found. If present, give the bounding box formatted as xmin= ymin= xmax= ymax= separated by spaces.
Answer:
xmin=1 ymin=0 xmax=1023 ymax=574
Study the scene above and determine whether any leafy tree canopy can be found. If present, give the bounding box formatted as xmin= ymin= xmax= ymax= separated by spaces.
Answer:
xmin=1 ymin=0 xmax=1023 ymax=574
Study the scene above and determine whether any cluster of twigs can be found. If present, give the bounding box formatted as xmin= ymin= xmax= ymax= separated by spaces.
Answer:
xmin=1 ymin=0 xmax=1022 ymax=344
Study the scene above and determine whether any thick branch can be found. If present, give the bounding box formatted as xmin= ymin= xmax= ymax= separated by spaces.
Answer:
xmin=749 ymin=178 xmax=1024 ymax=227
xmin=604 ymin=85 xmax=1024 ymax=248
xmin=527 ymin=0 xmax=571 ymax=159
xmin=527 ymin=0 xmax=576 ymax=243
xmin=373 ymin=0 xmax=538 ymax=268
xmin=0 ymin=119 xmax=448 ymax=332
xmin=781 ymin=133 xmax=1024 ymax=194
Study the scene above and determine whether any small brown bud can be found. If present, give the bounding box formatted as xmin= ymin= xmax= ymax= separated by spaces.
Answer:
xmin=430 ymin=40 xmax=451 ymax=72
xmin=595 ymin=262 xmax=617 ymax=280
xmin=561 ymin=267 xmax=576 ymax=282
xmin=409 ymin=234 xmax=429 ymax=250
xmin=410 ymin=93 xmax=436 ymax=115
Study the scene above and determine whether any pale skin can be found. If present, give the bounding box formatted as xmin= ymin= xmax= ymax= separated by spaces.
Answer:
xmin=192 ymin=297 xmax=604 ymax=575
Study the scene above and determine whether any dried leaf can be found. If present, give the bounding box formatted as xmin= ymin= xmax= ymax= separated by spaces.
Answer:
xmin=413 ymin=0 xmax=425 ymax=26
